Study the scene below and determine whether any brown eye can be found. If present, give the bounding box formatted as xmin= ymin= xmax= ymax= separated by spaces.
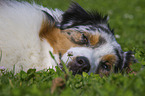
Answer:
xmin=101 ymin=61 xmax=111 ymax=71
xmin=82 ymin=34 xmax=88 ymax=44
xmin=102 ymin=64 xmax=108 ymax=69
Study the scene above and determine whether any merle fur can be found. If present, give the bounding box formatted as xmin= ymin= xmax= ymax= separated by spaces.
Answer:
xmin=60 ymin=2 xmax=108 ymax=29
xmin=114 ymin=50 xmax=135 ymax=73
xmin=121 ymin=51 xmax=134 ymax=71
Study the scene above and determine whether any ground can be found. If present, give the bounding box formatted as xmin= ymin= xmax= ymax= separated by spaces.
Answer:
xmin=0 ymin=0 xmax=145 ymax=96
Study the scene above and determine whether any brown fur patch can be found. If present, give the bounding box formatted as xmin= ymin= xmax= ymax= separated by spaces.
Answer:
xmin=89 ymin=34 xmax=100 ymax=46
xmin=101 ymin=54 xmax=117 ymax=65
xmin=88 ymin=33 xmax=106 ymax=47
xmin=39 ymin=17 xmax=77 ymax=55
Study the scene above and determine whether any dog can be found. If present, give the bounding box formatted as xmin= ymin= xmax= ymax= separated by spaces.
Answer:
xmin=0 ymin=0 xmax=135 ymax=75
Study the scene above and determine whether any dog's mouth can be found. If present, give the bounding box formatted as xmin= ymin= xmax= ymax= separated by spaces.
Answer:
xmin=59 ymin=56 xmax=91 ymax=75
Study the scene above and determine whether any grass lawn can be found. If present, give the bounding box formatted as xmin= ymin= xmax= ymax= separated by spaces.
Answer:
xmin=0 ymin=0 xmax=145 ymax=96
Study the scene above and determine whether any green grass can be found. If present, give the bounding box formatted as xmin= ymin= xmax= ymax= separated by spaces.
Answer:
xmin=0 ymin=0 xmax=145 ymax=96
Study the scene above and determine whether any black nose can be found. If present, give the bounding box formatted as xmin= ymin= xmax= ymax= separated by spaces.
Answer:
xmin=76 ymin=56 xmax=91 ymax=73
xmin=68 ymin=56 xmax=90 ymax=75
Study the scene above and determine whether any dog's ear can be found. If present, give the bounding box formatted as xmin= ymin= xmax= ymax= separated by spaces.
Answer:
xmin=121 ymin=51 xmax=137 ymax=73
xmin=60 ymin=2 xmax=108 ymax=29
xmin=60 ymin=2 xmax=86 ymax=29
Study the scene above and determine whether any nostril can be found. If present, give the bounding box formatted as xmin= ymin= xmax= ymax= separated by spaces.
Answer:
xmin=76 ymin=56 xmax=89 ymax=65
xmin=69 ymin=56 xmax=91 ymax=75
xmin=76 ymin=56 xmax=90 ymax=65
xmin=76 ymin=56 xmax=90 ymax=71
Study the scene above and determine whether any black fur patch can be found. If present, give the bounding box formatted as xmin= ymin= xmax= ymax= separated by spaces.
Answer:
xmin=114 ymin=49 xmax=123 ymax=73
xmin=121 ymin=51 xmax=134 ymax=70
xmin=114 ymin=50 xmax=136 ymax=73
xmin=60 ymin=2 xmax=108 ymax=29
xmin=97 ymin=25 xmax=112 ymax=34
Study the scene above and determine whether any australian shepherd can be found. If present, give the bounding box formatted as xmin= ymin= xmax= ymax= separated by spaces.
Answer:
xmin=0 ymin=0 xmax=135 ymax=75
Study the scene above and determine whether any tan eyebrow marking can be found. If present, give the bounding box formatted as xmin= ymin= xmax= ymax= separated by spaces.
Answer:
xmin=88 ymin=33 xmax=106 ymax=48
xmin=39 ymin=17 xmax=78 ymax=55
xmin=101 ymin=54 xmax=117 ymax=64
xmin=89 ymin=34 xmax=100 ymax=46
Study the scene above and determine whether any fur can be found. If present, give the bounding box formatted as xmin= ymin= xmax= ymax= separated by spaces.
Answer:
xmin=0 ymin=0 xmax=61 ymax=72
xmin=0 ymin=0 xmax=135 ymax=75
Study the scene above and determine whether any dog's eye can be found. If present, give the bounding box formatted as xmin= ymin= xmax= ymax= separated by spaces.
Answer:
xmin=102 ymin=64 xmax=109 ymax=70
xmin=82 ymin=34 xmax=88 ymax=44
xmin=101 ymin=61 xmax=111 ymax=71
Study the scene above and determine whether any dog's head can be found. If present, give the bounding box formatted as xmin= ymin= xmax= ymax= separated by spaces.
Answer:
xmin=40 ymin=3 xmax=136 ymax=76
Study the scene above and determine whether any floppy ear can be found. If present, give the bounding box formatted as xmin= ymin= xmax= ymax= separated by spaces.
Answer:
xmin=121 ymin=51 xmax=137 ymax=73
xmin=60 ymin=2 xmax=108 ymax=29
xmin=60 ymin=2 xmax=87 ymax=29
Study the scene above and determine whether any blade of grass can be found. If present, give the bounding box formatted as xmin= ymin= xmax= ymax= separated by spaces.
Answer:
xmin=60 ymin=60 xmax=69 ymax=75
xmin=49 ymin=51 xmax=61 ymax=75
xmin=49 ymin=51 xmax=58 ymax=66
xmin=0 ymin=49 xmax=2 ymax=64
xmin=13 ymin=65 xmax=15 ymax=75
xmin=49 ymin=51 xmax=70 ymax=76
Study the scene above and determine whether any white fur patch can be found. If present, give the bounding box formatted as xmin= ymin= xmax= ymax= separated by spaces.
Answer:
xmin=0 ymin=0 xmax=60 ymax=72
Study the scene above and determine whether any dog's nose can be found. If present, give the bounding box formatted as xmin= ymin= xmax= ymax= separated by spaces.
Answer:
xmin=68 ymin=56 xmax=90 ymax=75
xmin=76 ymin=56 xmax=90 ymax=72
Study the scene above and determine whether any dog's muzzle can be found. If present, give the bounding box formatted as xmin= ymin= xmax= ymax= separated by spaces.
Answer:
xmin=67 ymin=56 xmax=91 ymax=75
